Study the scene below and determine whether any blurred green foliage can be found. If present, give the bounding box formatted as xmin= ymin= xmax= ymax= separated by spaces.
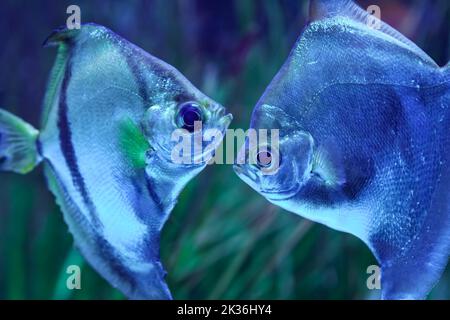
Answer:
xmin=0 ymin=0 xmax=449 ymax=299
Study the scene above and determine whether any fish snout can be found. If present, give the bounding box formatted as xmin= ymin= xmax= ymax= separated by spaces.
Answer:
xmin=214 ymin=105 xmax=226 ymax=118
xmin=233 ymin=144 xmax=260 ymax=184
xmin=233 ymin=160 xmax=254 ymax=178
xmin=211 ymin=103 xmax=232 ymax=131
xmin=218 ymin=113 xmax=233 ymax=131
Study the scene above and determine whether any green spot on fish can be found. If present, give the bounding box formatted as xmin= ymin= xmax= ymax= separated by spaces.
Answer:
xmin=200 ymin=100 xmax=210 ymax=109
xmin=119 ymin=118 xmax=151 ymax=169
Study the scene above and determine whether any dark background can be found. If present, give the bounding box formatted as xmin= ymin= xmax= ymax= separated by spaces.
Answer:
xmin=0 ymin=0 xmax=449 ymax=299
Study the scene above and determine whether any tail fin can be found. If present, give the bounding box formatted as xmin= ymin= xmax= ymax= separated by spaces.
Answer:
xmin=0 ymin=109 xmax=41 ymax=174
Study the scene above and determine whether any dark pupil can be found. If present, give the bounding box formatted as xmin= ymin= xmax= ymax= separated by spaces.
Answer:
xmin=179 ymin=103 xmax=202 ymax=132
xmin=257 ymin=151 xmax=272 ymax=167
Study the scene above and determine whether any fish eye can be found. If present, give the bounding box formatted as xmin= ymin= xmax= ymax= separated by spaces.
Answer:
xmin=255 ymin=146 xmax=282 ymax=171
xmin=256 ymin=149 xmax=273 ymax=168
xmin=176 ymin=102 xmax=203 ymax=132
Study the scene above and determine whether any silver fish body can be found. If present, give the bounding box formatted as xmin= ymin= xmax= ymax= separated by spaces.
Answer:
xmin=0 ymin=24 xmax=232 ymax=299
xmin=235 ymin=0 xmax=449 ymax=299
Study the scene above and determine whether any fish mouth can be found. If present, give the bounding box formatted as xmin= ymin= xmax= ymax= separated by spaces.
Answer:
xmin=233 ymin=163 xmax=260 ymax=190
xmin=233 ymin=163 xmax=257 ymax=181
xmin=187 ymin=111 xmax=232 ymax=166
xmin=260 ymin=183 xmax=301 ymax=201
xmin=206 ymin=104 xmax=232 ymax=136
xmin=218 ymin=113 xmax=233 ymax=133
xmin=234 ymin=164 xmax=300 ymax=201
xmin=206 ymin=110 xmax=233 ymax=148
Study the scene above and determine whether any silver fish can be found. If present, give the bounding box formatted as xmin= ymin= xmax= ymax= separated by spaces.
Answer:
xmin=0 ymin=23 xmax=232 ymax=299
xmin=234 ymin=0 xmax=449 ymax=299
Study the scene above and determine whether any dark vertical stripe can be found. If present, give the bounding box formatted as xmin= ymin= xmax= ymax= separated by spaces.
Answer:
xmin=58 ymin=58 xmax=99 ymax=226
xmin=122 ymin=50 xmax=149 ymax=103
xmin=120 ymin=48 xmax=167 ymax=213
xmin=45 ymin=161 xmax=136 ymax=296
xmin=145 ymin=176 xmax=164 ymax=213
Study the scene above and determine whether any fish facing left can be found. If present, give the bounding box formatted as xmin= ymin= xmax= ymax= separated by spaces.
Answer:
xmin=0 ymin=23 xmax=232 ymax=299
xmin=234 ymin=0 xmax=449 ymax=299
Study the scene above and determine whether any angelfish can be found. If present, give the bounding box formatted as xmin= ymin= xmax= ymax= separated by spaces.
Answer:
xmin=0 ymin=24 xmax=232 ymax=299
xmin=234 ymin=0 xmax=450 ymax=299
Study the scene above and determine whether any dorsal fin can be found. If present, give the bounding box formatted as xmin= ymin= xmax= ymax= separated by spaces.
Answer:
xmin=43 ymin=26 xmax=81 ymax=47
xmin=308 ymin=0 xmax=436 ymax=66
xmin=43 ymin=23 xmax=112 ymax=47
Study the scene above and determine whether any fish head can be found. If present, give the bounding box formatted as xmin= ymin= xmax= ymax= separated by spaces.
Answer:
xmin=143 ymin=77 xmax=232 ymax=167
xmin=234 ymin=104 xmax=314 ymax=202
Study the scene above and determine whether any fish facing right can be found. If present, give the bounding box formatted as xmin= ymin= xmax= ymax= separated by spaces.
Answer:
xmin=0 ymin=24 xmax=232 ymax=299
xmin=234 ymin=0 xmax=450 ymax=299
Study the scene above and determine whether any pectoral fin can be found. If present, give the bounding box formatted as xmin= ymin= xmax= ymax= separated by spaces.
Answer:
xmin=119 ymin=117 xmax=152 ymax=169
xmin=312 ymin=140 xmax=346 ymax=187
